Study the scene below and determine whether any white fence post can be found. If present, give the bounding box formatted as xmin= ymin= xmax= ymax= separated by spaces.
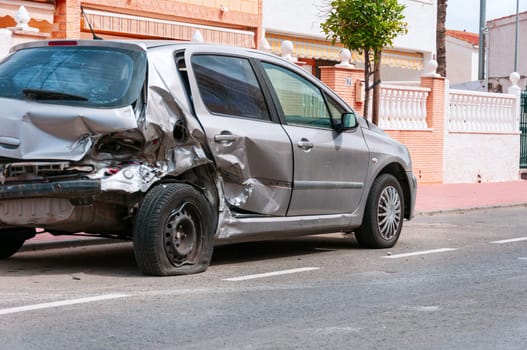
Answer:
xmin=508 ymin=72 xmax=522 ymax=132
xmin=0 ymin=29 xmax=12 ymax=59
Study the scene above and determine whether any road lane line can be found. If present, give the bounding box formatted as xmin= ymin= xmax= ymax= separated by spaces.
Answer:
xmin=383 ymin=248 xmax=458 ymax=259
xmin=223 ymin=267 xmax=320 ymax=281
xmin=491 ymin=237 xmax=527 ymax=244
xmin=0 ymin=294 xmax=129 ymax=316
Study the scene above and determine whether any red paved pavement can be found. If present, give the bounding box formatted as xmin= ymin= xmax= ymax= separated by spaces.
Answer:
xmin=416 ymin=181 xmax=527 ymax=213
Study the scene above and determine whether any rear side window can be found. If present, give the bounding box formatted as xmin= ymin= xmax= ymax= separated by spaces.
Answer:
xmin=191 ymin=55 xmax=269 ymax=120
xmin=0 ymin=46 xmax=147 ymax=108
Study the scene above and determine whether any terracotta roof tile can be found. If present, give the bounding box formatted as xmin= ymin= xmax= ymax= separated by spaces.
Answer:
xmin=446 ymin=29 xmax=479 ymax=46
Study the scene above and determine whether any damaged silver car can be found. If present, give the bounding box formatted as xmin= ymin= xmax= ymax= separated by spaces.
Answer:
xmin=0 ymin=40 xmax=416 ymax=276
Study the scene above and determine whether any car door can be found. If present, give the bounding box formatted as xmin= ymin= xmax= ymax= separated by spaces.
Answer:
xmin=184 ymin=50 xmax=293 ymax=216
xmin=260 ymin=61 xmax=370 ymax=216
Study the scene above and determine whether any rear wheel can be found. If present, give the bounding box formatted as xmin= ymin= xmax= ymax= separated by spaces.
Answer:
xmin=355 ymin=174 xmax=404 ymax=249
xmin=0 ymin=228 xmax=36 ymax=259
xmin=133 ymin=183 xmax=215 ymax=276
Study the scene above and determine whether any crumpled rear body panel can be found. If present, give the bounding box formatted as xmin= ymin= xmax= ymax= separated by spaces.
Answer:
xmin=0 ymin=43 xmax=214 ymax=234
xmin=0 ymin=98 xmax=137 ymax=161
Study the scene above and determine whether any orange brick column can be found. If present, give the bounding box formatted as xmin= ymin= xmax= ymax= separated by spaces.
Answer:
xmin=319 ymin=66 xmax=365 ymax=115
xmin=53 ymin=0 xmax=81 ymax=39
xmin=385 ymin=75 xmax=446 ymax=184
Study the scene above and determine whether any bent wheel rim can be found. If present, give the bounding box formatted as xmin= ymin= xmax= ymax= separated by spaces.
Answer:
xmin=163 ymin=203 xmax=203 ymax=267
xmin=377 ymin=185 xmax=402 ymax=240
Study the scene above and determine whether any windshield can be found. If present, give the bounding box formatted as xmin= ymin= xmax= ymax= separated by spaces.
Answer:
xmin=0 ymin=45 xmax=147 ymax=108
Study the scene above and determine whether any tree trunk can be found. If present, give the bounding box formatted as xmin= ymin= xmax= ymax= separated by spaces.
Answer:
xmin=437 ymin=0 xmax=447 ymax=77
xmin=371 ymin=49 xmax=382 ymax=126
xmin=363 ymin=48 xmax=371 ymax=120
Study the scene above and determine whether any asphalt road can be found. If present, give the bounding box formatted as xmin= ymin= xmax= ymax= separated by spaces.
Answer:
xmin=1 ymin=207 xmax=526 ymax=350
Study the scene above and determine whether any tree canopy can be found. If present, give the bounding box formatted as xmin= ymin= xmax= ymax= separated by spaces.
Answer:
xmin=321 ymin=0 xmax=408 ymax=123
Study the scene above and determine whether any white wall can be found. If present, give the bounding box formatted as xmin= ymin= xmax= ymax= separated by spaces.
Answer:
xmin=0 ymin=29 xmax=12 ymax=59
xmin=487 ymin=12 xmax=527 ymax=90
xmin=262 ymin=0 xmax=326 ymax=38
xmin=394 ymin=0 xmax=436 ymax=56
xmin=446 ymin=36 xmax=478 ymax=84
xmin=444 ymin=133 xmax=520 ymax=183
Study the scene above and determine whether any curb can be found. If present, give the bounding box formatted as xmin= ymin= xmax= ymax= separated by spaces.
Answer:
xmin=416 ymin=203 xmax=527 ymax=216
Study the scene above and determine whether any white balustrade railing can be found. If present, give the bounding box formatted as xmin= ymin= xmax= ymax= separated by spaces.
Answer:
xmin=382 ymin=81 xmax=421 ymax=86
xmin=378 ymin=84 xmax=430 ymax=130
xmin=448 ymin=90 xmax=518 ymax=133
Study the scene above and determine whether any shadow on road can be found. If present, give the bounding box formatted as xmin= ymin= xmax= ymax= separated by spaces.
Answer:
xmin=2 ymin=234 xmax=360 ymax=277
xmin=212 ymin=235 xmax=359 ymax=266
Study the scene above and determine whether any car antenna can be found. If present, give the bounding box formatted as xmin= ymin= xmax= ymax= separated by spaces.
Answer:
xmin=80 ymin=5 xmax=103 ymax=40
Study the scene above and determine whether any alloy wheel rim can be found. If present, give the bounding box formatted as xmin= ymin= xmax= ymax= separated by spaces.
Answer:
xmin=377 ymin=186 xmax=402 ymax=240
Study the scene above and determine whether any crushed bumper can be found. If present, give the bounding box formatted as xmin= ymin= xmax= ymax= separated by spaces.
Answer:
xmin=0 ymin=180 xmax=101 ymax=200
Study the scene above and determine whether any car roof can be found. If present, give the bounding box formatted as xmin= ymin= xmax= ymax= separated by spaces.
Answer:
xmin=9 ymin=38 xmax=288 ymax=70
xmin=10 ymin=39 xmax=264 ymax=56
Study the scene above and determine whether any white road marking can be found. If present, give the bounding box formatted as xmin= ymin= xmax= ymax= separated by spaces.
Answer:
xmin=223 ymin=267 xmax=320 ymax=281
xmin=491 ymin=237 xmax=527 ymax=244
xmin=0 ymin=294 xmax=129 ymax=316
xmin=383 ymin=248 xmax=458 ymax=259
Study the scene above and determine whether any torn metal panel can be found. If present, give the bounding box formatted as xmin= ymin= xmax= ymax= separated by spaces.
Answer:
xmin=223 ymin=178 xmax=289 ymax=215
xmin=183 ymin=46 xmax=293 ymax=216
xmin=98 ymin=163 xmax=161 ymax=193
xmin=216 ymin=208 xmax=363 ymax=242
xmin=143 ymin=52 xmax=212 ymax=177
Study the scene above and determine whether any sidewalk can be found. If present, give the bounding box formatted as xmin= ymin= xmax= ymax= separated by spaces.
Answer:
xmin=416 ymin=181 xmax=527 ymax=213
xmin=22 ymin=180 xmax=527 ymax=251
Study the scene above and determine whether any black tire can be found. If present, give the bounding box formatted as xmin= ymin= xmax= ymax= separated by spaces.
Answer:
xmin=133 ymin=183 xmax=215 ymax=276
xmin=0 ymin=228 xmax=36 ymax=259
xmin=355 ymin=174 xmax=404 ymax=249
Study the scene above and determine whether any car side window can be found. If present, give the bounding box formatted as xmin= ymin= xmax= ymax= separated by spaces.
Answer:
xmin=191 ymin=55 xmax=270 ymax=120
xmin=325 ymin=94 xmax=346 ymax=120
xmin=261 ymin=62 xmax=332 ymax=128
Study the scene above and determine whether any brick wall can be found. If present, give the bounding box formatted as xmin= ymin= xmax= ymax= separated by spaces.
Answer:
xmin=320 ymin=66 xmax=365 ymax=116
xmin=53 ymin=0 xmax=81 ymax=39
xmin=321 ymin=65 xmax=446 ymax=184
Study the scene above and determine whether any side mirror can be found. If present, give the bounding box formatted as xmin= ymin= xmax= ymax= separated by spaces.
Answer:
xmin=336 ymin=112 xmax=358 ymax=132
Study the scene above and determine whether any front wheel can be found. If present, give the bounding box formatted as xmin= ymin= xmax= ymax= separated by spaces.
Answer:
xmin=0 ymin=228 xmax=36 ymax=259
xmin=355 ymin=174 xmax=404 ymax=249
xmin=133 ymin=183 xmax=215 ymax=276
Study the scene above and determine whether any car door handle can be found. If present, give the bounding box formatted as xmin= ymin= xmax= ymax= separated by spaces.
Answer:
xmin=214 ymin=134 xmax=237 ymax=143
xmin=297 ymin=139 xmax=314 ymax=151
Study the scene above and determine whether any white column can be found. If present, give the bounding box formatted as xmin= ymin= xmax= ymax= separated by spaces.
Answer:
xmin=508 ymin=72 xmax=522 ymax=132
xmin=0 ymin=29 xmax=12 ymax=59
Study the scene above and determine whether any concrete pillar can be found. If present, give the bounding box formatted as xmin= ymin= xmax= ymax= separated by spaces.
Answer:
xmin=419 ymin=74 xmax=446 ymax=183
xmin=508 ymin=71 xmax=522 ymax=134
xmin=0 ymin=29 xmax=13 ymax=59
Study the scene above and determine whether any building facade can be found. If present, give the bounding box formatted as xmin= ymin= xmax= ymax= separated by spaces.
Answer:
xmin=262 ymin=0 xmax=436 ymax=81
xmin=487 ymin=11 xmax=527 ymax=91
xmin=0 ymin=0 xmax=262 ymax=56
xmin=445 ymin=30 xmax=479 ymax=87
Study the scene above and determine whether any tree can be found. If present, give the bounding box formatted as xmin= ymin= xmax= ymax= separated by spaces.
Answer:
xmin=321 ymin=0 xmax=408 ymax=125
xmin=436 ymin=0 xmax=447 ymax=77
